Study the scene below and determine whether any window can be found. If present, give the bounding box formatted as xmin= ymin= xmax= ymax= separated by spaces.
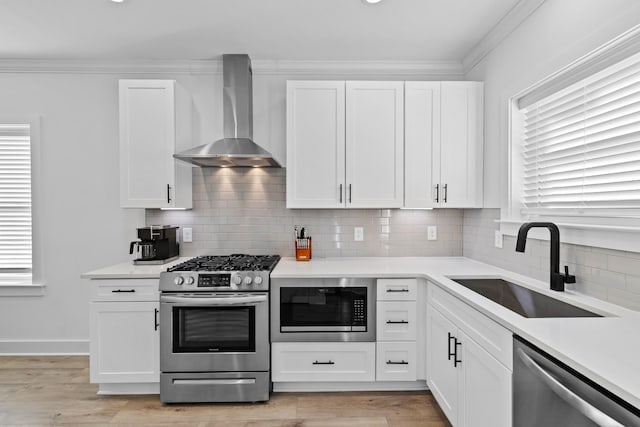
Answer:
xmin=506 ymin=29 xmax=640 ymax=252
xmin=0 ymin=123 xmax=32 ymax=276
xmin=517 ymin=51 xmax=640 ymax=217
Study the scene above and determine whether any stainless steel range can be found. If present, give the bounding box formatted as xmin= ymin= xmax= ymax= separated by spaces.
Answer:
xmin=159 ymin=254 xmax=280 ymax=403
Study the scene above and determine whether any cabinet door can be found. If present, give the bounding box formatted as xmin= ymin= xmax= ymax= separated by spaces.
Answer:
xmin=286 ymin=81 xmax=346 ymax=208
xmin=404 ymin=82 xmax=441 ymax=208
xmin=439 ymin=82 xmax=483 ymax=208
xmin=89 ymin=301 xmax=159 ymax=383
xmin=346 ymin=81 xmax=404 ymax=208
xmin=427 ymin=305 xmax=458 ymax=426
xmin=458 ymin=331 xmax=511 ymax=427
xmin=376 ymin=341 xmax=417 ymax=381
xmin=120 ymin=80 xmax=184 ymax=208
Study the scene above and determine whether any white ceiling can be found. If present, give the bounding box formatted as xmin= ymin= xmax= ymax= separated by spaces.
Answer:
xmin=0 ymin=0 xmax=521 ymax=62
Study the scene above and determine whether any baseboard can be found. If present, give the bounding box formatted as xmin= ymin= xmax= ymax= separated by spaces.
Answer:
xmin=273 ymin=380 xmax=429 ymax=392
xmin=0 ymin=339 xmax=89 ymax=355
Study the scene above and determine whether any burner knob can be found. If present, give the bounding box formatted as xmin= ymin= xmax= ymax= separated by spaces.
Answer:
xmin=254 ymin=276 xmax=263 ymax=285
xmin=233 ymin=275 xmax=243 ymax=285
xmin=243 ymin=276 xmax=253 ymax=286
xmin=185 ymin=276 xmax=195 ymax=285
xmin=174 ymin=276 xmax=184 ymax=286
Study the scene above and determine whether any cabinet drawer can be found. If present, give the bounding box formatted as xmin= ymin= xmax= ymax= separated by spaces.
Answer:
xmin=272 ymin=342 xmax=375 ymax=382
xmin=376 ymin=342 xmax=417 ymax=381
xmin=377 ymin=301 xmax=417 ymax=341
xmin=429 ymin=283 xmax=512 ymax=369
xmin=377 ymin=279 xmax=417 ymax=300
xmin=91 ymin=279 xmax=159 ymax=302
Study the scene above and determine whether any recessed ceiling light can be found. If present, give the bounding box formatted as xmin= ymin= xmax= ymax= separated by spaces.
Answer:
xmin=110 ymin=0 xmax=125 ymax=3
xmin=362 ymin=0 xmax=383 ymax=4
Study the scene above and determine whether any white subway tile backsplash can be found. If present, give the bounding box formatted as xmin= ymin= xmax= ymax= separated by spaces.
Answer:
xmin=148 ymin=168 xmax=463 ymax=259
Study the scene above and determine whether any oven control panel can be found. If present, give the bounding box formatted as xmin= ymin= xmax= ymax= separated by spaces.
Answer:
xmin=160 ymin=271 xmax=270 ymax=292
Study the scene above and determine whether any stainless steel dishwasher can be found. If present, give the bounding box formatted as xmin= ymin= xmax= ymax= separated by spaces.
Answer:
xmin=513 ymin=336 xmax=640 ymax=426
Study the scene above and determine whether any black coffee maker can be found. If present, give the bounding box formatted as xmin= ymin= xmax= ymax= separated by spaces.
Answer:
xmin=129 ymin=225 xmax=179 ymax=265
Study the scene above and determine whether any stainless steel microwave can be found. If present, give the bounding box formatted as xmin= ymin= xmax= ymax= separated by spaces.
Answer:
xmin=270 ymin=278 xmax=375 ymax=342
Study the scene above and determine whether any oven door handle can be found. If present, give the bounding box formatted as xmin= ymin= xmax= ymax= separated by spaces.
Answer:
xmin=161 ymin=294 xmax=267 ymax=306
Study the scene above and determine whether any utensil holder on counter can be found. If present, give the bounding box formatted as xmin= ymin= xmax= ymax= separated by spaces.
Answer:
xmin=295 ymin=237 xmax=312 ymax=261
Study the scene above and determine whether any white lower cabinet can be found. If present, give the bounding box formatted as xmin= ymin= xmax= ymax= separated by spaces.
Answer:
xmin=376 ymin=341 xmax=417 ymax=381
xmin=272 ymin=342 xmax=375 ymax=382
xmin=427 ymin=284 xmax=512 ymax=427
xmin=89 ymin=279 xmax=160 ymax=391
xmin=89 ymin=301 xmax=159 ymax=384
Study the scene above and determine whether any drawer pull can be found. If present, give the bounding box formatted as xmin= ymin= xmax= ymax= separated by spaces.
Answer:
xmin=386 ymin=360 xmax=409 ymax=365
xmin=386 ymin=320 xmax=409 ymax=324
xmin=448 ymin=332 xmax=456 ymax=361
xmin=112 ymin=289 xmax=136 ymax=293
xmin=312 ymin=360 xmax=335 ymax=365
xmin=386 ymin=288 xmax=409 ymax=293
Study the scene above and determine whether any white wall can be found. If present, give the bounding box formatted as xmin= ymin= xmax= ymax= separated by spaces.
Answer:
xmin=466 ymin=0 xmax=640 ymax=208
xmin=0 ymin=64 xmax=460 ymax=353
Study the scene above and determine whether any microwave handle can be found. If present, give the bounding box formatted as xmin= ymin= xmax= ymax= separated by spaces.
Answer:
xmin=161 ymin=294 xmax=267 ymax=306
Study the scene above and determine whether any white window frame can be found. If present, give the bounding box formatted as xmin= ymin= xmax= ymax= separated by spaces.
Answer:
xmin=503 ymin=25 xmax=640 ymax=252
xmin=0 ymin=116 xmax=44 ymax=296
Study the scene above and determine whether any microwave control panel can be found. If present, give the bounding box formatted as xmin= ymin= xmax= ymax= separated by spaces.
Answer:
xmin=353 ymin=298 xmax=366 ymax=326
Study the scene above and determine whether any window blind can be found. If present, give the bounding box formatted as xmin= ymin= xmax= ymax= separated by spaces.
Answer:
xmin=0 ymin=124 xmax=32 ymax=270
xmin=521 ymin=50 xmax=640 ymax=213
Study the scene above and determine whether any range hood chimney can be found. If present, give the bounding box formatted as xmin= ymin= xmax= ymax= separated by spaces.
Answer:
xmin=174 ymin=54 xmax=281 ymax=167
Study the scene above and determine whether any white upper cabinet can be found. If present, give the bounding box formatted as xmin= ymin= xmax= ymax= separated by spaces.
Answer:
xmin=286 ymin=81 xmax=346 ymax=209
xmin=404 ymin=81 xmax=483 ymax=208
xmin=286 ymin=80 xmax=404 ymax=208
xmin=345 ymin=81 xmax=404 ymax=208
xmin=119 ymin=79 xmax=192 ymax=209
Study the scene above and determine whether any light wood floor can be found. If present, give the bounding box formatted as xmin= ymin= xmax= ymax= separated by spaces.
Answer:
xmin=0 ymin=356 xmax=451 ymax=426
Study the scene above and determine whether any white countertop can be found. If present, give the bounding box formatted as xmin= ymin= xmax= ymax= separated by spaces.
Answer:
xmin=273 ymin=256 xmax=640 ymax=409
xmin=82 ymin=255 xmax=640 ymax=409
xmin=81 ymin=257 xmax=191 ymax=279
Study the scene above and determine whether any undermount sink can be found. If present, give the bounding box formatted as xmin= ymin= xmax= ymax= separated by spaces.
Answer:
xmin=449 ymin=278 xmax=602 ymax=318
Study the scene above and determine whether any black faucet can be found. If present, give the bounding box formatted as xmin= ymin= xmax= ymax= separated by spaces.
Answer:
xmin=515 ymin=222 xmax=576 ymax=292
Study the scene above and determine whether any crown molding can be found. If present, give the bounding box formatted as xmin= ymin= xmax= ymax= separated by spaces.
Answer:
xmin=251 ymin=59 xmax=465 ymax=78
xmin=0 ymin=58 xmax=464 ymax=79
xmin=0 ymin=59 xmax=221 ymax=74
xmin=462 ymin=0 xmax=546 ymax=74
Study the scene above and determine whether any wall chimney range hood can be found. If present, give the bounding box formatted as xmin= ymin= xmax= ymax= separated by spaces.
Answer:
xmin=174 ymin=54 xmax=281 ymax=167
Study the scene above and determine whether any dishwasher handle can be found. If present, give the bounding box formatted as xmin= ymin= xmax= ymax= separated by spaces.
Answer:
xmin=517 ymin=348 xmax=624 ymax=427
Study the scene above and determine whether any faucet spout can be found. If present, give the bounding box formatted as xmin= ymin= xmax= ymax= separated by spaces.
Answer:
xmin=515 ymin=222 xmax=574 ymax=292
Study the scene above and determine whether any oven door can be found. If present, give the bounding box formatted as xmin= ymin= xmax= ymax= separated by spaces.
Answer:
xmin=160 ymin=292 xmax=269 ymax=373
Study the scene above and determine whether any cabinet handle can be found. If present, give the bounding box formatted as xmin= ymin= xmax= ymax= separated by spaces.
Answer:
xmin=312 ymin=360 xmax=335 ymax=365
xmin=167 ymin=184 xmax=172 ymax=204
xmin=454 ymin=340 xmax=462 ymax=367
xmin=386 ymin=288 xmax=409 ymax=293
xmin=387 ymin=360 xmax=409 ymax=365
xmin=154 ymin=308 xmax=159 ymax=331
xmin=339 ymin=184 xmax=343 ymax=204
xmin=349 ymin=184 xmax=352 ymax=203
xmin=386 ymin=320 xmax=409 ymax=324
xmin=112 ymin=289 xmax=135 ymax=293
xmin=448 ymin=332 xmax=456 ymax=361
xmin=443 ymin=184 xmax=448 ymax=203
xmin=435 ymin=184 xmax=440 ymax=203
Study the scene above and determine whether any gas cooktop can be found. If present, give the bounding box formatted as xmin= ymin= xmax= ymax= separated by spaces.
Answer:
xmin=167 ymin=254 xmax=281 ymax=272
xmin=160 ymin=254 xmax=281 ymax=292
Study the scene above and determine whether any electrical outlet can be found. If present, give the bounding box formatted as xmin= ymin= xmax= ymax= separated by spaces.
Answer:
xmin=183 ymin=227 xmax=193 ymax=243
xmin=427 ymin=226 xmax=437 ymax=241
xmin=354 ymin=227 xmax=364 ymax=241
xmin=494 ymin=230 xmax=503 ymax=248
